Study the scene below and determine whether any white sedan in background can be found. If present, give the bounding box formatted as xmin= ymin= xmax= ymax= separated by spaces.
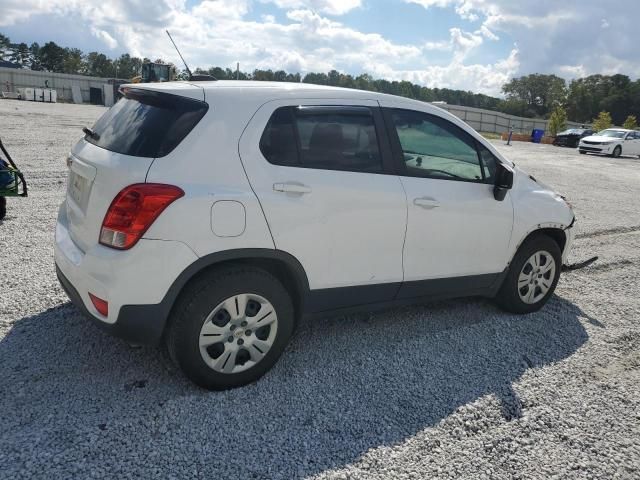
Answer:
xmin=579 ymin=128 xmax=640 ymax=158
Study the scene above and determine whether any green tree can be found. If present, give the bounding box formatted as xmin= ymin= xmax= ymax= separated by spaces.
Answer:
xmin=83 ymin=52 xmax=113 ymax=77
xmin=502 ymin=74 xmax=567 ymax=116
xmin=39 ymin=41 xmax=66 ymax=72
xmin=9 ymin=42 xmax=31 ymax=67
xmin=592 ymin=111 xmax=613 ymax=132
xmin=62 ymin=48 xmax=83 ymax=74
xmin=500 ymin=99 xmax=529 ymax=117
xmin=0 ymin=33 xmax=10 ymax=59
xmin=623 ymin=115 xmax=638 ymax=130
xmin=566 ymin=74 xmax=634 ymax=124
xmin=548 ymin=106 xmax=568 ymax=136
xmin=29 ymin=42 xmax=42 ymax=70
xmin=113 ymin=53 xmax=143 ymax=79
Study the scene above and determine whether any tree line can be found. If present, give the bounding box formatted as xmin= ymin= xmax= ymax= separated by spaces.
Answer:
xmin=502 ymin=73 xmax=640 ymax=126
xmin=2 ymin=32 xmax=639 ymax=127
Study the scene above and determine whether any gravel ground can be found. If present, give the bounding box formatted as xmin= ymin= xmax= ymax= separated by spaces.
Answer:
xmin=1 ymin=100 xmax=639 ymax=479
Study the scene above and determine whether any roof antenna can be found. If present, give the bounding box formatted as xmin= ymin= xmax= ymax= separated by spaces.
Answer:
xmin=166 ymin=30 xmax=216 ymax=81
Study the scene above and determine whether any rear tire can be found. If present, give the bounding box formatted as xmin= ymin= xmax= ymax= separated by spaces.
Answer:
xmin=0 ymin=197 xmax=6 ymax=220
xmin=165 ymin=266 xmax=295 ymax=390
xmin=579 ymin=150 xmax=586 ymax=155
xmin=495 ymin=234 xmax=562 ymax=314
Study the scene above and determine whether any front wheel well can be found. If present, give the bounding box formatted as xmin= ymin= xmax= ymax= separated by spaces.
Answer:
xmin=520 ymin=228 xmax=567 ymax=254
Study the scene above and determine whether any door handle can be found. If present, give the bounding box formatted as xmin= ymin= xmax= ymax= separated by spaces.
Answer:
xmin=273 ymin=182 xmax=312 ymax=194
xmin=414 ymin=197 xmax=440 ymax=209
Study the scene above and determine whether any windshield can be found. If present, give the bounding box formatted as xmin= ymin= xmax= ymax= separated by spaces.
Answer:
xmin=559 ymin=129 xmax=584 ymax=135
xmin=597 ymin=129 xmax=626 ymax=138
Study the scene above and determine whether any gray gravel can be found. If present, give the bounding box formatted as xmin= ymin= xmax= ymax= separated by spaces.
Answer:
xmin=1 ymin=100 xmax=639 ymax=479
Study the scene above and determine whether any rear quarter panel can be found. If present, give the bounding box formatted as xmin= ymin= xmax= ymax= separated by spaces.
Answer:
xmin=143 ymin=90 xmax=275 ymax=256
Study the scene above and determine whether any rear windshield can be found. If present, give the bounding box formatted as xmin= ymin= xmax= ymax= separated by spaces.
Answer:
xmin=85 ymin=88 xmax=208 ymax=158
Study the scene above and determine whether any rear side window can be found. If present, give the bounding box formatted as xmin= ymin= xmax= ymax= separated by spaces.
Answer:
xmin=258 ymin=107 xmax=298 ymax=166
xmin=86 ymin=88 xmax=208 ymax=158
xmin=260 ymin=106 xmax=382 ymax=173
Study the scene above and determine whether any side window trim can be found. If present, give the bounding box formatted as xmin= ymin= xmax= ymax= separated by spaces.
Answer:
xmin=288 ymin=106 xmax=304 ymax=165
xmin=294 ymin=105 xmax=373 ymax=116
xmin=382 ymin=107 xmax=492 ymax=184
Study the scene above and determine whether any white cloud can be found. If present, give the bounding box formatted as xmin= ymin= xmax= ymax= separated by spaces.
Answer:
xmin=408 ymin=0 xmax=640 ymax=80
xmin=406 ymin=0 xmax=454 ymax=8
xmin=91 ymin=28 xmax=118 ymax=49
xmin=477 ymin=25 xmax=499 ymax=41
xmin=3 ymin=0 xmax=638 ymax=96
xmin=263 ymin=0 xmax=361 ymax=15
xmin=0 ymin=0 xmax=516 ymax=95
xmin=369 ymin=43 xmax=519 ymax=94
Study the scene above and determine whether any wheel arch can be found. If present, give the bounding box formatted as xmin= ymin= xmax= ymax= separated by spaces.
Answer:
xmin=515 ymin=227 xmax=567 ymax=257
xmin=163 ymin=249 xmax=309 ymax=330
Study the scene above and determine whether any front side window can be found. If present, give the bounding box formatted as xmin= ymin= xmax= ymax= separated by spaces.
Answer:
xmin=389 ymin=109 xmax=483 ymax=181
xmin=477 ymin=145 xmax=499 ymax=182
xmin=260 ymin=106 xmax=382 ymax=173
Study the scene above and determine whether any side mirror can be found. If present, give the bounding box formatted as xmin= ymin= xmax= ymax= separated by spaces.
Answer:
xmin=493 ymin=163 xmax=514 ymax=201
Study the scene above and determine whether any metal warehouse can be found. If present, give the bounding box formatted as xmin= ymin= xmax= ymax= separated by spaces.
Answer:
xmin=0 ymin=67 xmax=115 ymax=105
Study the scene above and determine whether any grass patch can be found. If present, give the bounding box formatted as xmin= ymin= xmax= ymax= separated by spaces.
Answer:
xmin=480 ymin=132 xmax=502 ymax=140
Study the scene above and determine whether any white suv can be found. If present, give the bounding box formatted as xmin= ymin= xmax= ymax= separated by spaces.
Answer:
xmin=55 ymin=81 xmax=576 ymax=389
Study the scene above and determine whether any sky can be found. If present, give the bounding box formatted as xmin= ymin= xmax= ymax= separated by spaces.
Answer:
xmin=1 ymin=0 xmax=639 ymax=97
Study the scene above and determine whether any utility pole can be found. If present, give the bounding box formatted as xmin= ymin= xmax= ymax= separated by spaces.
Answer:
xmin=236 ymin=62 xmax=240 ymax=80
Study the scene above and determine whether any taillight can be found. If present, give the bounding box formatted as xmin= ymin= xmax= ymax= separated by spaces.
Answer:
xmin=99 ymin=184 xmax=184 ymax=250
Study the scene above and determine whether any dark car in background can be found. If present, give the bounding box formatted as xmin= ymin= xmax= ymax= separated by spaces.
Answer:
xmin=553 ymin=128 xmax=594 ymax=148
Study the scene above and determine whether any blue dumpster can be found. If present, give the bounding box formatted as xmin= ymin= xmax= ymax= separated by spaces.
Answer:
xmin=531 ymin=129 xmax=545 ymax=143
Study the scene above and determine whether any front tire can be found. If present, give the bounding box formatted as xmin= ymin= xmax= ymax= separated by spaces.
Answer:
xmin=611 ymin=145 xmax=622 ymax=158
xmin=579 ymin=150 xmax=586 ymax=155
xmin=165 ymin=266 xmax=295 ymax=390
xmin=495 ymin=234 xmax=562 ymax=314
xmin=0 ymin=197 xmax=6 ymax=220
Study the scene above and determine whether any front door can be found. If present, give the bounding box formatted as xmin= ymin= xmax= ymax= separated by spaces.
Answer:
xmin=623 ymin=131 xmax=640 ymax=155
xmin=239 ymin=99 xmax=407 ymax=310
xmin=379 ymin=105 xmax=514 ymax=298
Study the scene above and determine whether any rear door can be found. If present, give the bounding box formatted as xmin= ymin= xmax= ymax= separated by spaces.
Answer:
xmin=65 ymin=86 xmax=207 ymax=252
xmin=239 ymin=99 xmax=407 ymax=309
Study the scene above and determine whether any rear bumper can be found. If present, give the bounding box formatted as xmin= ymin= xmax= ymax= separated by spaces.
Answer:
xmin=56 ymin=264 xmax=168 ymax=345
xmin=54 ymin=201 xmax=198 ymax=345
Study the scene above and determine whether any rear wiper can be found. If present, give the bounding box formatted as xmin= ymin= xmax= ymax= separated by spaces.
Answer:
xmin=82 ymin=127 xmax=100 ymax=140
